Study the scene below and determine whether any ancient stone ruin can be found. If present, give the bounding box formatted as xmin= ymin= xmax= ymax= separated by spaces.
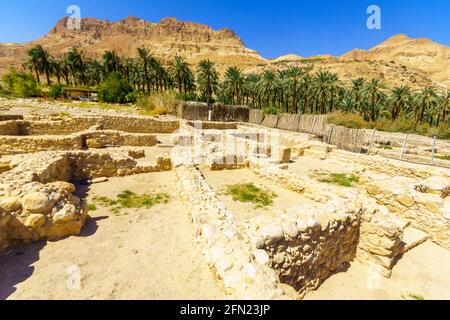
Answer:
xmin=1 ymin=103 xmax=449 ymax=299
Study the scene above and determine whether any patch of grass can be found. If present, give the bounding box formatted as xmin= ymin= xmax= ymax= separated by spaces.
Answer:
xmin=92 ymin=191 xmax=170 ymax=215
xmin=316 ymin=172 xmax=360 ymax=187
xmin=224 ymin=183 xmax=277 ymax=208
xmin=436 ymin=154 xmax=450 ymax=161
xmin=382 ymin=144 xmax=393 ymax=150
xmin=87 ymin=203 xmax=97 ymax=211
xmin=402 ymin=293 xmax=425 ymax=300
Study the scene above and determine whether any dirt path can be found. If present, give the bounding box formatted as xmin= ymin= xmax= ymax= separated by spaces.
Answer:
xmin=0 ymin=172 xmax=224 ymax=300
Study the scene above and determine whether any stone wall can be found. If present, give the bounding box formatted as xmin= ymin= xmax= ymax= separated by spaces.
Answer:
xmin=83 ymin=131 xmax=158 ymax=149
xmin=175 ymin=164 xmax=286 ymax=299
xmin=1 ymin=115 xmax=179 ymax=136
xmin=251 ymin=204 xmax=361 ymax=297
xmin=0 ymin=135 xmax=84 ymax=156
xmin=0 ymin=150 xmax=172 ymax=251
xmin=0 ymin=130 xmax=158 ymax=155
xmin=0 ymin=120 xmax=20 ymax=135
xmin=365 ymin=177 xmax=450 ymax=249
xmin=25 ymin=117 xmax=101 ymax=135
xmin=178 ymin=102 xmax=249 ymax=122
xmin=0 ymin=115 xmax=23 ymax=121
xmin=101 ymin=116 xmax=179 ymax=134
xmin=187 ymin=121 xmax=238 ymax=130
xmin=357 ymin=207 xmax=404 ymax=277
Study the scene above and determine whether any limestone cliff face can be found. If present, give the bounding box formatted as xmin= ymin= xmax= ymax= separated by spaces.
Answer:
xmin=0 ymin=16 xmax=264 ymax=74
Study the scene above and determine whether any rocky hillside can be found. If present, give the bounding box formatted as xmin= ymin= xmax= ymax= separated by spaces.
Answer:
xmin=342 ymin=34 xmax=450 ymax=88
xmin=0 ymin=16 xmax=449 ymax=89
xmin=0 ymin=16 xmax=265 ymax=75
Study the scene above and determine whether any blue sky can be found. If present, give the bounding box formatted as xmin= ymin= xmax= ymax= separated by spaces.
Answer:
xmin=0 ymin=0 xmax=449 ymax=58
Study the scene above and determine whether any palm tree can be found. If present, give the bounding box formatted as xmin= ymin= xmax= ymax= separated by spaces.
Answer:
xmin=137 ymin=47 xmax=153 ymax=93
xmin=66 ymin=47 xmax=85 ymax=85
xmin=351 ymin=78 xmax=365 ymax=112
xmin=169 ymin=56 xmax=194 ymax=95
xmin=363 ymin=79 xmax=386 ymax=121
xmin=197 ymin=59 xmax=219 ymax=105
xmin=437 ymin=90 xmax=450 ymax=126
xmin=391 ymin=85 xmax=411 ymax=120
xmin=286 ymin=67 xmax=307 ymax=113
xmin=103 ymin=50 xmax=121 ymax=74
xmin=312 ymin=71 xmax=333 ymax=114
xmin=222 ymin=66 xmax=245 ymax=105
xmin=28 ymin=45 xmax=53 ymax=85
xmin=257 ymin=70 xmax=278 ymax=109
xmin=414 ymin=87 xmax=437 ymax=126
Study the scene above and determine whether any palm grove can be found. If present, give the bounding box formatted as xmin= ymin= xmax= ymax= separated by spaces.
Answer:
xmin=2 ymin=44 xmax=449 ymax=136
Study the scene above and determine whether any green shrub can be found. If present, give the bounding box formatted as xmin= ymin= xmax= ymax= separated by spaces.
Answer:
xmin=98 ymin=73 xmax=134 ymax=103
xmin=327 ymin=111 xmax=450 ymax=139
xmin=1 ymin=69 xmax=40 ymax=97
xmin=48 ymin=84 xmax=64 ymax=99
xmin=316 ymin=172 xmax=360 ymax=187
xmin=137 ymin=90 xmax=180 ymax=115
xmin=224 ymin=183 xmax=277 ymax=207
xmin=92 ymin=190 xmax=170 ymax=215
xmin=262 ymin=106 xmax=279 ymax=116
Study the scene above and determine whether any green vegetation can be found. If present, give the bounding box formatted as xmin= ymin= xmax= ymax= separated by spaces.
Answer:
xmin=136 ymin=90 xmax=180 ymax=115
xmin=262 ymin=106 xmax=279 ymax=115
xmin=4 ymin=43 xmax=447 ymax=139
xmin=48 ymin=84 xmax=64 ymax=99
xmin=224 ymin=183 xmax=277 ymax=207
xmin=316 ymin=172 xmax=360 ymax=187
xmin=87 ymin=203 xmax=97 ymax=211
xmin=436 ymin=154 xmax=450 ymax=161
xmin=328 ymin=111 xmax=450 ymax=139
xmin=1 ymin=69 xmax=40 ymax=97
xmin=381 ymin=144 xmax=393 ymax=150
xmin=402 ymin=293 xmax=425 ymax=300
xmin=92 ymin=190 xmax=170 ymax=215
xmin=98 ymin=73 xmax=134 ymax=103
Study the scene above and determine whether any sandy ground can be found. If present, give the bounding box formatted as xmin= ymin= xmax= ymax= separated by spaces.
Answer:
xmin=200 ymin=168 xmax=316 ymax=222
xmin=305 ymin=241 xmax=450 ymax=300
xmin=288 ymin=155 xmax=359 ymax=177
xmin=0 ymin=172 xmax=224 ymax=300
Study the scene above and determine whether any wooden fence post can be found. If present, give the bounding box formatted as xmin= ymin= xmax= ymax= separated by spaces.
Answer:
xmin=400 ymin=133 xmax=408 ymax=160
xmin=368 ymin=128 xmax=377 ymax=155
xmin=431 ymin=136 xmax=437 ymax=164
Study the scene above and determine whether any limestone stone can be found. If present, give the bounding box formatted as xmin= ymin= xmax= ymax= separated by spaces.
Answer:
xmin=22 ymin=192 xmax=55 ymax=214
xmin=53 ymin=204 xmax=77 ymax=223
xmin=47 ymin=181 xmax=76 ymax=193
xmin=92 ymin=177 xmax=109 ymax=184
xmin=24 ymin=213 xmax=46 ymax=228
xmin=396 ymin=195 xmax=415 ymax=207
xmin=0 ymin=196 xmax=22 ymax=212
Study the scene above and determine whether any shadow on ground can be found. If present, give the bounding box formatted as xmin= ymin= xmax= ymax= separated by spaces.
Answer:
xmin=0 ymin=213 xmax=106 ymax=299
xmin=0 ymin=241 xmax=46 ymax=299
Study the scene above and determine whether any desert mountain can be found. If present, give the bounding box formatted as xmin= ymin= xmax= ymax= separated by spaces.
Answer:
xmin=0 ymin=16 xmax=265 ymax=75
xmin=0 ymin=16 xmax=449 ymax=89
xmin=342 ymin=34 xmax=450 ymax=88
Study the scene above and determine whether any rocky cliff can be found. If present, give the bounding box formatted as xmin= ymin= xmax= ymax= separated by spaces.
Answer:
xmin=0 ymin=16 xmax=265 ymax=74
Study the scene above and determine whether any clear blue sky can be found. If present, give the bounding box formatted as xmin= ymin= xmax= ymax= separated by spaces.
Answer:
xmin=1 ymin=0 xmax=449 ymax=58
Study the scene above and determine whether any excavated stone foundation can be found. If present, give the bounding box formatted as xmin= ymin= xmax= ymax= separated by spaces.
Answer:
xmin=0 ymin=112 xmax=448 ymax=299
